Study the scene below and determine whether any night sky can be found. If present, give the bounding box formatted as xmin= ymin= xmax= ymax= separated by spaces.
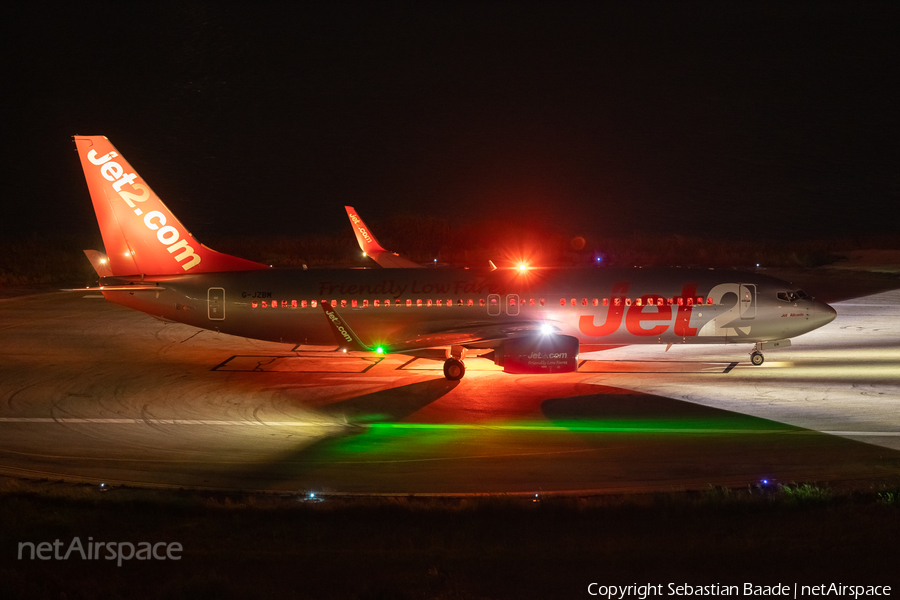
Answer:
xmin=3 ymin=3 xmax=898 ymax=243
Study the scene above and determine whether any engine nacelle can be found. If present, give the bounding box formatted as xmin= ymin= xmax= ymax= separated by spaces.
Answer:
xmin=492 ymin=334 xmax=579 ymax=374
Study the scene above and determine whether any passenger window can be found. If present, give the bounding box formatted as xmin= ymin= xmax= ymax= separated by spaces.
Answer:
xmin=529 ymin=298 xmax=535 ymax=306
xmin=271 ymin=301 xmax=277 ymax=309
xmin=280 ymin=301 xmax=287 ymax=308
xmin=301 ymin=300 xmax=307 ymax=308
xmin=311 ymin=300 xmax=317 ymax=308
xmin=468 ymin=299 xmax=474 ymax=307
xmin=262 ymin=301 xmax=267 ymax=308
xmin=707 ymin=298 xmax=712 ymax=305
xmin=625 ymin=298 xmax=632 ymax=306
xmin=677 ymin=298 xmax=683 ymax=306
xmin=614 ymin=298 xmax=621 ymax=307
xmin=636 ymin=298 xmax=642 ymax=307
xmin=560 ymin=298 xmax=566 ymax=306
xmin=696 ymin=297 xmax=703 ymax=305
xmin=658 ymin=298 xmax=664 ymax=306
xmin=479 ymin=299 xmax=485 ymax=307
xmin=406 ymin=299 xmax=412 ymax=307
xmin=384 ymin=299 xmax=390 ymax=307
xmin=509 ymin=298 xmax=516 ymax=306
xmin=426 ymin=299 xmax=432 ymax=307
xmin=539 ymin=298 xmax=545 ymax=306
xmin=362 ymin=299 xmax=368 ymax=307
xmin=374 ymin=299 xmax=380 ymax=307
xmin=436 ymin=299 xmax=442 ymax=306
xmin=341 ymin=299 xmax=347 ymax=308
xmin=252 ymin=302 xmax=258 ymax=308
xmin=571 ymin=298 xmax=577 ymax=306
xmin=592 ymin=298 xmax=598 ymax=306
xmin=291 ymin=300 xmax=297 ymax=308
xmin=602 ymin=298 xmax=608 ymax=306
xmin=351 ymin=300 xmax=357 ymax=308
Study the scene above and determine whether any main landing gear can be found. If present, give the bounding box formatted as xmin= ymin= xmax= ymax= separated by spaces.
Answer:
xmin=443 ymin=345 xmax=467 ymax=381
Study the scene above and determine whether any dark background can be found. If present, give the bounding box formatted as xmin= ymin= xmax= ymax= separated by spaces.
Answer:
xmin=2 ymin=2 xmax=898 ymax=243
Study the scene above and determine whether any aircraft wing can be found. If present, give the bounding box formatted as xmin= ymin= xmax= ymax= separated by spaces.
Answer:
xmin=320 ymin=301 xmax=548 ymax=353
xmin=344 ymin=206 xmax=421 ymax=268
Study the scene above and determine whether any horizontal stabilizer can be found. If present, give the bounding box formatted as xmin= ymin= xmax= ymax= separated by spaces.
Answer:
xmin=64 ymin=285 xmax=166 ymax=292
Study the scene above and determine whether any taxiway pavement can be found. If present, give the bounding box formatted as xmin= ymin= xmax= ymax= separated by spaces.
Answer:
xmin=1 ymin=281 xmax=898 ymax=494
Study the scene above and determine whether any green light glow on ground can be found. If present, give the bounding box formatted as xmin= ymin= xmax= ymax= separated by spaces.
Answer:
xmin=367 ymin=421 xmax=798 ymax=434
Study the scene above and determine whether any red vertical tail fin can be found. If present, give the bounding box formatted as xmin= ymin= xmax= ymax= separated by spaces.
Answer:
xmin=74 ymin=136 xmax=268 ymax=276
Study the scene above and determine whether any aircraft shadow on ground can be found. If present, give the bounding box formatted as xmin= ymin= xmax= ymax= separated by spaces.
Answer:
xmin=539 ymin=386 xmax=900 ymax=480
xmin=225 ymin=378 xmax=458 ymax=486
xmin=540 ymin=387 xmax=800 ymax=430
xmin=318 ymin=378 xmax=459 ymax=424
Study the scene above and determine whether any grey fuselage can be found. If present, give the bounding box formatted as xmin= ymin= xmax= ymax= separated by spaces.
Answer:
xmin=98 ymin=267 xmax=837 ymax=350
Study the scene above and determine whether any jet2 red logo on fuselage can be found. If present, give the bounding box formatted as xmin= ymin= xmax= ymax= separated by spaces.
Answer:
xmin=578 ymin=283 xmax=701 ymax=338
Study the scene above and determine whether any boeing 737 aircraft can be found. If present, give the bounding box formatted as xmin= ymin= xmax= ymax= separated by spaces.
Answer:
xmin=73 ymin=135 xmax=837 ymax=380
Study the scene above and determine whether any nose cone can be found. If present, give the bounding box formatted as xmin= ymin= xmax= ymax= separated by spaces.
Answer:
xmin=814 ymin=300 xmax=837 ymax=328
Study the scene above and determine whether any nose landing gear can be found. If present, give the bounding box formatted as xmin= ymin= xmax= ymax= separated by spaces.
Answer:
xmin=750 ymin=351 xmax=765 ymax=366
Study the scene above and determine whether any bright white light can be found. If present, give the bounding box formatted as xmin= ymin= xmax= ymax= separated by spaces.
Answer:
xmin=518 ymin=263 xmax=528 ymax=272
xmin=540 ymin=323 xmax=553 ymax=335
xmin=362 ymin=251 xmax=367 ymax=257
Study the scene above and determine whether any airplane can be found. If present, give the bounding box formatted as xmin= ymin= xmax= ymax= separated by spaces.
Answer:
xmin=72 ymin=135 xmax=837 ymax=380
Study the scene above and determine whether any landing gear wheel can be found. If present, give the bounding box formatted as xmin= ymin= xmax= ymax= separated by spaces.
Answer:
xmin=750 ymin=352 xmax=764 ymax=366
xmin=443 ymin=357 xmax=466 ymax=380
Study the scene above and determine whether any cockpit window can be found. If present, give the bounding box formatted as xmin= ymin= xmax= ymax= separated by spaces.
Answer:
xmin=777 ymin=290 xmax=809 ymax=302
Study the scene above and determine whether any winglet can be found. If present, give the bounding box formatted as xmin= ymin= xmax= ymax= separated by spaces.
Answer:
xmin=320 ymin=301 xmax=371 ymax=352
xmin=344 ymin=206 xmax=421 ymax=268
xmin=345 ymin=206 xmax=388 ymax=256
